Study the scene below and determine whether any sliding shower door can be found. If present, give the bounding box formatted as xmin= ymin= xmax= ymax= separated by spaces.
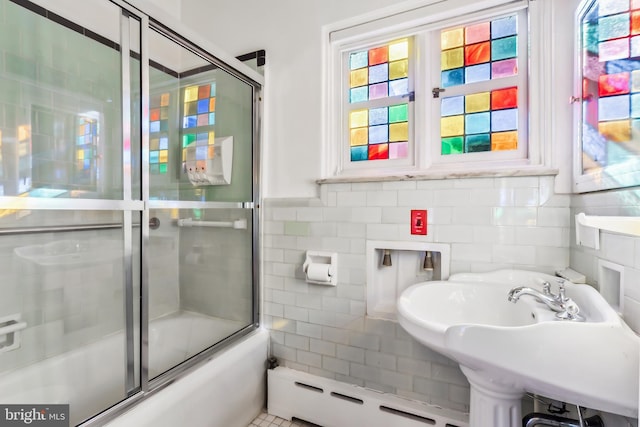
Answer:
xmin=0 ymin=0 xmax=143 ymax=425
xmin=145 ymin=25 xmax=258 ymax=381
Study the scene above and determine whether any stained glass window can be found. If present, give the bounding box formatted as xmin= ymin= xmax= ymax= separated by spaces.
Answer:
xmin=150 ymin=92 xmax=170 ymax=174
xmin=347 ymin=39 xmax=411 ymax=164
xmin=580 ymin=0 xmax=640 ymax=173
xmin=181 ymin=83 xmax=217 ymax=173
xmin=441 ymin=16 xmax=518 ymax=87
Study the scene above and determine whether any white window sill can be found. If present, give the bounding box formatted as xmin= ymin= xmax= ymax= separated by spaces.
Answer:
xmin=317 ymin=166 xmax=559 ymax=184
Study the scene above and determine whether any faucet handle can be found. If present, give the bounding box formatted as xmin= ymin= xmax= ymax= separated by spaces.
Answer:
xmin=557 ymin=282 xmax=567 ymax=302
xmin=542 ymin=281 xmax=551 ymax=295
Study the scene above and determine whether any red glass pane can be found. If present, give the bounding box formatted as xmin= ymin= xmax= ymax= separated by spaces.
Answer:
xmin=599 ymin=72 xmax=630 ymax=96
xmin=150 ymin=108 xmax=160 ymax=122
xmin=368 ymin=143 xmax=389 ymax=160
xmin=633 ymin=11 xmax=640 ymax=35
xmin=369 ymin=46 xmax=389 ymax=66
xmin=491 ymin=87 xmax=518 ymax=110
xmin=465 ymin=42 xmax=491 ymax=65
xmin=198 ymin=85 xmax=210 ymax=99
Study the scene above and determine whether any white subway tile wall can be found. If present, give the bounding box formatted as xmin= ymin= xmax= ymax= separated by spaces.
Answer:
xmin=263 ymin=176 xmax=571 ymax=412
xmin=571 ymin=188 xmax=640 ymax=334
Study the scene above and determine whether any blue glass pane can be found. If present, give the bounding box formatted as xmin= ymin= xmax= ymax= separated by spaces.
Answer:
xmin=491 ymin=36 xmax=517 ymax=61
xmin=465 ymin=63 xmax=491 ymax=83
xmin=465 ymin=112 xmax=490 ymax=134
xmin=350 ymin=51 xmax=368 ymax=70
xmin=197 ymin=133 xmax=208 ymax=144
xmin=159 ymin=137 xmax=168 ymax=150
xmin=632 ymin=94 xmax=640 ymax=118
xmin=350 ymin=86 xmax=369 ymax=103
xmin=369 ymin=107 xmax=388 ymax=125
xmin=441 ymin=96 xmax=464 ymax=116
xmin=598 ymin=13 xmax=630 ymax=41
xmin=84 ymin=159 xmax=90 ymax=169
xmin=150 ymin=121 xmax=160 ymax=133
xmin=369 ymin=64 xmax=389 ymax=84
xmin=209 ymin=112 xmax=216 ymax=125
xmin=491 ymin=109 xmax=518 ymax=132
xmin=599 ymin=95 xmax=630 ymax=120
xmin=197 ymin=99 xmax=209 ymax=114
xmin=196 ymin=146 xmax=207 ymax=160
xmin=150 ymin=151 xmax=159 ymax=164
xmin=442 ymin=68 xmax=464 ymax=87
xmin=369 ymin=125 xmax=389 ymax=144
xmin=491 ymin=16 xmax=517 ymax=39
xmin=160 ymin=120 xmax=168 ymax=132
xmin=210 ymin=83 xmax=216 ymax=97
xmin=599 ymin=0 xmax=629 ymax=16
xmin=351 ymin=146 xmax=368 ymax=161
xmin=389 ymin=78 xmax=409 ymax=96
xmin=465 ymin=134 xmax=491 ymax=152
xmin=606 ymin=58 xmax=640 ymax=74
xmin=185 ymin=116 xmax=197 ymax=128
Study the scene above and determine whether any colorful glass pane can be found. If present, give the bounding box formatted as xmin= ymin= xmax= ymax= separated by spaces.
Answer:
xmin=466 ymin=112 xmax=490 ymax=134
xmin=598 ymin=13 xmax=630 ymax=41
xmin=350 ymin=69 xmax=368 ymax=88
xmin=466 ymin=64 xmax=491 ymax=83
xmin=369 ymin=143 xmax=389 ymax=160
xmin=350 ymin=87 xmax=368 ymax=103
xmin=599 ymin=38 xmax=630 ymax=61
xmin=491 ymin=36 xmax=517 ymax=61
xmin=442 ymin=137 xmax=464 ymax=154
xmin=491 ymin=109 xmax=518 ymax=132
xmin=350 ymin=51 xmax=368 ymax=70
xmin=351 ymin=146 xmax=368 ymax=161
xmin=389 ymin=104 xmax=408 ymax=123
xmin=389 ymin=60 xmax=409 ymax=80
xmin=492 ymin=87 xmax=518 ymax=110
xmin=441 ymin=116 xmax=464 ymax=137
xmin=492 ymin=131 xmax=518 ymax=151
xmin=350 ymin=110 xmax=368 ymax=128
xmin=631 ymin=35 xmax=640 ymax=56
xmin=389 ymin=40 xmax=409 ymax=61
xmin=369 ymin=107 xmax=388 ymax=125
xmin=441 ymin=28 xmax=464 ymax=49
xmin=369 ymin=83 xmax=388 ymax=99
xmin=631 ymin=93 xmax=640 ymax=117
xmin=633 ymin=70 xmax=640 ymax=91
xmin=389 ymin=142 xmax=408 ymax=159
xmin=442 ymin=48 xmax=464 ymax=70
xmin=389 ymin=122 xmax=409 ymax=141
xmin=465 ymin=22 xmax=490 ymax=44
xmin=441 ymin=96 xmax=465 ymax=117
xmin=369 ymin=125 xmax=389 ymax=144
xmin=491 ymin=16 xmax=517 ymax=39
xmin=369 ymin=64 xmax=389 ymax=84
xmin=599 ymin=95 xmax=630 ymax=120
xmin=465 ymin=92 xmax=490 ymax=113
xmin=598 ymin=120 xmax=631 ymax=141
xmin=369 ymin=46 xmax=388 ymax=66
xmin=442 ymin=69 xmax=464 ymax=87
xmin=465 ymin=42 xmax=491 ymax=65
xmin=599 ymin=72 xmax=630 ymax=96
xmin=389 ymin=78 xmax=409 ymax=96
xmin=492 ymin=59 xmax=518 ymax=78
xmin=185 ymin=86 xmax=198 ymax=102
xmin=600 ymin=0 xmax=630 ymax=15
xmin=466 ymin=134 xmax=491 ymax=152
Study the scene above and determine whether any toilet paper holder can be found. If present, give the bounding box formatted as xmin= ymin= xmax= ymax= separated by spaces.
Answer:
xmin=302 ymin=251 xmax=337 ymax=286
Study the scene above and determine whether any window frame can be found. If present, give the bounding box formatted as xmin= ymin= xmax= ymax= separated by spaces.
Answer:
xmin=323 ymin=0 xmax=540 ymax=180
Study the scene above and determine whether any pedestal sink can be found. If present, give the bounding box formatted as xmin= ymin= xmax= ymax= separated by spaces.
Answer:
xmin=397 ymin=269 xmax=639 ymax=427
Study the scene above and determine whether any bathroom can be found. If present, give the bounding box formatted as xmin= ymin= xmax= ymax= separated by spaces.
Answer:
xmin=0 ymin=0 xmax=638 ymax=426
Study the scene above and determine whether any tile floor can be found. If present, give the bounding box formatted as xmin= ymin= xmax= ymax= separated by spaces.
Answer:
xmin=248 ymin=410 xmax=319 ymax=427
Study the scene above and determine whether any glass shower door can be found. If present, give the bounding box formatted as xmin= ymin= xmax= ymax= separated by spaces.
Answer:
xmin=145 ymin=26 xmax=258 ymax=380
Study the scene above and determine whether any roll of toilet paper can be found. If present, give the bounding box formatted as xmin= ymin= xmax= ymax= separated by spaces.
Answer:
xmin=306 ymin=263 xmax=331 ymax=283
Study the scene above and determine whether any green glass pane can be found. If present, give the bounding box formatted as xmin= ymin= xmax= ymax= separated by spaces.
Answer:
xmin=182 ymin=133 xmax=196 ymax=147
xmin=598 ymin=13 xmax=630 ymax=41
xmin=351 ymin=146 xmax=368 ymax=161
xmin=389 ymin=104 xmax=408 ymax=123
xmin=583 ymin=21 xmax=599 ymax=55
xmin=465 ymin=134 xmax=491 ymax=152
xmin=442 ymin=137 xmax=463 ymax=155
xmin=159 ymin=163 xmax=168 ymax=174
xmin=491 ymin=36 xmax=517 ymax=61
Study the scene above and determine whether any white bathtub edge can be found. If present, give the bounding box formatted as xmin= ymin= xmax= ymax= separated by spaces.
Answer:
xmin=105 ymin=328 xmax=269 ymax=427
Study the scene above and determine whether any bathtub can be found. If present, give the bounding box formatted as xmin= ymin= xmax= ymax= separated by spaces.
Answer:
xmin=0 ymin=312 xmax=268 ymax=427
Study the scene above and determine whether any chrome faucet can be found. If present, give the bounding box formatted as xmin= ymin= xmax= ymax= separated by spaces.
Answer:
xmin=507 ymin=280 xmax=585 ymax=321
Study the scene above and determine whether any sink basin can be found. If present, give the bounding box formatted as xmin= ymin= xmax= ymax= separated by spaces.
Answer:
xmin=397 ymin=269 xmax=639 ymax=425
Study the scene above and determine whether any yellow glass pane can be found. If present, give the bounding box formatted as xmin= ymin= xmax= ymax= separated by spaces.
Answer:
xmin=209 ymin=131 xmax=215 ymax=144
xmin=491 ymin=131 xmax=518 ymax=151
xmin=77 ymin=149 xmax=84 ymax=160
xmin=159 ymin=150 xmax=168 ymax=163
xmin=389 ymin=122 xmax=409 ymax=141
xmin=160 ymin=108 xmax=168 ymax=120
xmin=389 ymin=60 xmax=408 ymax=80
xmin=350 ymin=68 xmax=368 ymax=88
xmin=185 ymin=86 xmax=198 ymax=102
xmin=441 ymin=48 xmax=463 ymax=71
xmin=465 ymin=92 xmax=490 ymax=113
xmin=441 ymin=28 xmax=464 ymax=50
xmin=350 ymin=110 xmax=368 ymax=128
xmin=441 ymin=115 xmax=464 ymax=137
xmin=599 ymin=120 xmax=631 ymax=142
xmin=182 ymin=149 xmax=186 ymax=162
xmin=160 ymin=93 xmax=170 ymax=106
xmin=350 ymin=128 xmax=368 ymax=146
xmin=389 ymin=39 xmax=409 ymax=61
xmin=150 ymin=138 xmax=159 ymax=150
xmin=209 ymin=98 xmax=216 ymax=111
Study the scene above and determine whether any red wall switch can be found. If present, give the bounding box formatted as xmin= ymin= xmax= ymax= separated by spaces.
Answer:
xmin=411 ymin=210 xmax=427 ymax=235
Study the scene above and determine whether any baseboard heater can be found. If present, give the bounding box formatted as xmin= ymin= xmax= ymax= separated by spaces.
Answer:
xmin=268 ymin=367 xmax=469 ymax=427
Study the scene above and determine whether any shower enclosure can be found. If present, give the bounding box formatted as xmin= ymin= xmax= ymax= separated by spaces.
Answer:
xmin=0 ymin=0 xmax=261 ymax=425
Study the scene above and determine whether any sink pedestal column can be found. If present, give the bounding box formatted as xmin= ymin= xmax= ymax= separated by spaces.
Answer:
xmin=462 ymin=366 xmax=524 ymax=427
